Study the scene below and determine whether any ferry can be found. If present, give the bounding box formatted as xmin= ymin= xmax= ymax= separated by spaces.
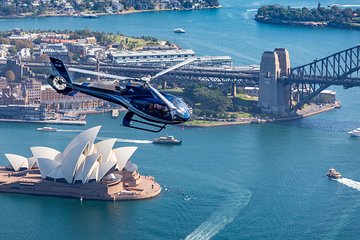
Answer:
xmin=111 ymin=109 xmax=119 ymax=119
xmin=348 ymin=128 xmax=360 ymax=137
xmin=153 ymin=136 xmax=182 ymax=144
xmin=173 ymin=28 xmax=186 ymax=33
xmin=326 ymin=168 xmax=342 ymax=179
xmin=37 ymin=126 xmax=57 ymax=132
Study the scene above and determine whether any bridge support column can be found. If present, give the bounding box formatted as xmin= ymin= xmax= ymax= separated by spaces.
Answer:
xmin=232 ymin=82 xmax=237 ymax=96
xmin=162 ymin=80 xmax=167 ymax=89
xmin=258 ymin=48 xmax=291 ymax=116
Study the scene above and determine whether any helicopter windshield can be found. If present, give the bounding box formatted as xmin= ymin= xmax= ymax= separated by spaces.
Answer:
xmin=161 ymin=93 xmax=190 ymax=120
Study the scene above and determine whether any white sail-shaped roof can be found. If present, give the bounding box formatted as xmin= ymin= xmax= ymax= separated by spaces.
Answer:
xmin=37 ymin=158 xmax=61 ymax=179
xmin=88 ymin=165 xmax=99 ymax=182
xmin=125 ymin=161 xmax=138 ymax=173
xmin=74 ymin=162 xmax=85 ymax=183
xmin=95 ymin=138 xmax=117 ymax=162
xmin=5 ymin=125 xmax=143 ymax=184
xmin=98 ymin=161 xmax=117 ymax=181
xmin=27 ymin=157 xmax=38 ymax=169
xmin=47 ymin=166 xmax=61 ymax=179
xmin=113 ymin=147 xmax=138 ymax=170
xmin=82 ymin=153 xmax=101 ymax=183
xmin=61 ymin=145 xmax=87 ymax=183
xmin=5 ymin=154 xmax=28 ymax=171
xmin=30 ymin=147 xmax=61 ymax=162
xmin=62 ymin=126 xmax=101 ymax=157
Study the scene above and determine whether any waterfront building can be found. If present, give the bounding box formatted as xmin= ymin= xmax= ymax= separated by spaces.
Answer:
xmin=41 ymin=85 xmax=105 ymax=110
xmin=1 ymin=126 xmax=161 ymax=201
xmin=0 ymin=104 xmax=46 ymax=120
xmin=24 ymin=79 xmax=41 ymax=105
xmin=316 ymin=90 xmax=336 ymax=104
xmin=108 ymin=49 xmax=232 ymax=67
xmin=40 ymin=43 xmax=70 ymax=62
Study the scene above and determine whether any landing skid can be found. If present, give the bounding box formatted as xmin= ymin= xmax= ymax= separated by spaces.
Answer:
xmin=123 ymin=111 xmax=166 ymax=133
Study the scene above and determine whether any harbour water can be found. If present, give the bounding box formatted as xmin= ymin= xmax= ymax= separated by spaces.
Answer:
xmin=1 ymin=0 xmax=360 ymax=239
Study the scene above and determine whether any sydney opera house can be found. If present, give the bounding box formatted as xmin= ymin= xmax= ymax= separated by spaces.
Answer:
xmin=0 ymin=126 xmax=161 ymax=201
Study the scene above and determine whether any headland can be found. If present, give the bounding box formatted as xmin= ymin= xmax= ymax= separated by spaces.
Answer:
xmin=255 ymin=4 xmax=360 ymax=30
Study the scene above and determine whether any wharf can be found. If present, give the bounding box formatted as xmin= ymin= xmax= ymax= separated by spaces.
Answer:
xmin=0 ymin=168 xmax=161 ymax=201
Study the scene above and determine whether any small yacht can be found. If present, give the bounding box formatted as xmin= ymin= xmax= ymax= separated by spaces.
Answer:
xmin=173 ymin=28 xmax=186 ymax=33
xmin=153 ymin=136 xmax=182 ymax=144
xmin=348 ymin=128 xmax=360 ymax=137
xmin=37 ymin=126 xmax=58 ymax=132
xmin=326 ymin=168 xmax=342 ymax=179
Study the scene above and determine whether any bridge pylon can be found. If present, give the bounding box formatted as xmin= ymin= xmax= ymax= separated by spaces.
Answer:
xmin=258 ymin=48 xmax=291 ymax=116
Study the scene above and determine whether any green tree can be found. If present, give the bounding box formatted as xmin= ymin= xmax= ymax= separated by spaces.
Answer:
xmin=5 ymin=70 xmax=15 ymax=82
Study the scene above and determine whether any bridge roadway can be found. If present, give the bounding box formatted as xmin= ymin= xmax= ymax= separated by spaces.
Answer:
xmin=18 ymin=61 xmax=261 ymax=86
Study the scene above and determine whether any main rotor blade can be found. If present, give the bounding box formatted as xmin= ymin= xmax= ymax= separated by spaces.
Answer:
xmin=68 ymin=67 xmax=132 ymax=81
xmin=151 ymin=57 xmax=198 ymax=80
xmin=148 ymin=84 xmax=176 ymax=110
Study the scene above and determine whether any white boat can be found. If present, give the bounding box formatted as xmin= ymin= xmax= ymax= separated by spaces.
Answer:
xmin=37 ymin=126 xmax=57 ymax=132
xmin=326 ymin=168 xmax=342 ymax=179
xmin=111 ymin=109 xmax=119 ymax=119
xmin=153 ymin=136 xmax=182 ymax=144
xmin=173 ymin=28 xmax=186 ymax=33
xmin=348 ymin=128 xmax=360 ymax=137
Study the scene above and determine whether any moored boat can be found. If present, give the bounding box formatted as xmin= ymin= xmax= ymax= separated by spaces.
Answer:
xmin=326 ymin=168 xmax=342 ymax=179
xmin=153 ymin=136 xmax=182 ymax=144
xmin=37 ymin=126 xmax=57 ymax=132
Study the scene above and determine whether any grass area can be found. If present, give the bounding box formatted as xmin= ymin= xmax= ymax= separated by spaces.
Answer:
xmin=183 ymin=120 xmax=225 ymax=126
xmin=162 ymin=88 xmax=184 ymax=93
xmin=234 ymin=93 xmax=258 ymax=101
xmin=237 ymin=112 xmax=252 ymax=118
xmin=112 ymin=35 xmax=159 ymax=50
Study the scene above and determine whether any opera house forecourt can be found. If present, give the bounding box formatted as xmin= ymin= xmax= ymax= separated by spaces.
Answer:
xmin=0 ymin=126 xmax=161 ymax=201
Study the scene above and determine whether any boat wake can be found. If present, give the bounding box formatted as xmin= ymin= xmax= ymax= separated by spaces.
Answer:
xmin=246 ymin=8 xmax=258 ymax=12
xmin=337 ymin=178 xmax=360 ymax=191
xmin=56 ymin=129 xmax=83 ymax=132
xmin=185 ymin=185 xmax=251 ymax=240
xmin=97 ymin=137 xmax=152 ymax=144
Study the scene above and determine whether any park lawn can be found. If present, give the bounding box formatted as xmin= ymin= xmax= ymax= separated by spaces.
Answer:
xmin=234 ymin=93 xmax=258 ymax=101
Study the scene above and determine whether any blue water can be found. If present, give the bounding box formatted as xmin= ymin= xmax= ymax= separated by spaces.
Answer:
xmin=1 ymin=0 xmax=360 ymax=239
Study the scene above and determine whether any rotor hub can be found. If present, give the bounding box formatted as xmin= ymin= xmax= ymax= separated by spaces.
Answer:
xmin=52 ymin=75 xmax=67 ymax=91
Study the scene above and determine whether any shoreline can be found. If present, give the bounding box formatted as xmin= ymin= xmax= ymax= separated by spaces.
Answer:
xmin=0 ymin=6 xmax=221 ymax=20
xmin=255 ymin=18 xmax=360 ymax=31
xmin=0 ymin=168 xmax=161 ymax=201
xmin=0 ymin=118 xmax=86 ymax=126
xmin=182 ymin=103 xmax=338 ymax=128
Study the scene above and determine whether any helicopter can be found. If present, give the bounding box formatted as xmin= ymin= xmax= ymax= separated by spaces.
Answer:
xmin=48 ymin=57 xmax=200 ymax=132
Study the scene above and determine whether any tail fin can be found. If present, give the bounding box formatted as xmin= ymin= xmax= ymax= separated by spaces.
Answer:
xmin=49 ymin=57 xmax=73 ymax=84
xmin=48 ymin=57 xmax=73 ymax=95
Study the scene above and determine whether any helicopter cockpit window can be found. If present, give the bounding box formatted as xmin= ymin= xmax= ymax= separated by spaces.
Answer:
xmin=153 ymin=104 xmax=170 ymax=116
xmin=132 ymin=101 xmax=170 ymax=118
